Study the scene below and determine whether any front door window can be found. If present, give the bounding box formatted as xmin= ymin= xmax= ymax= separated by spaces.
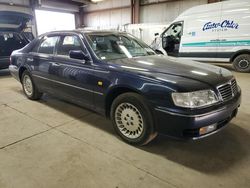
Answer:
xmin=57 ymin=35 xmax=83 ymax=57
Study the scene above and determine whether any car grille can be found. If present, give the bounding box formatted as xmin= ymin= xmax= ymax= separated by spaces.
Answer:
xmin=217 ymin=79 xmax=238 ymax=101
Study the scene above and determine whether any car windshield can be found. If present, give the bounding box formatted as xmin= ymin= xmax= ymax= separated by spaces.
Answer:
xmin=86 ymin=33 xmax=156 ymax=60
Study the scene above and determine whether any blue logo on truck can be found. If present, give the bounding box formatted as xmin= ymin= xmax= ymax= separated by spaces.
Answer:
xmin=203 ymin=20 xmax=239 ymax=31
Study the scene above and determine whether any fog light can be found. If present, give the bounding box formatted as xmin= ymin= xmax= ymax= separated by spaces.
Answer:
xmin=199 ymin=124 xmax=217 ymax=135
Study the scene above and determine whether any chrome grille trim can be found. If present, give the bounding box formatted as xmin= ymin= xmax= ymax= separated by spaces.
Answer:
xmin=231 ymin=79 xmax=238 ymax=96
xmin=217 ymin=79 xmax=238 ymax=102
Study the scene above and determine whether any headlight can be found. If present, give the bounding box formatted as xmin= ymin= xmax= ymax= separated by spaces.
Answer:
xmin=172 ymin=90 xmax=218 ymax=108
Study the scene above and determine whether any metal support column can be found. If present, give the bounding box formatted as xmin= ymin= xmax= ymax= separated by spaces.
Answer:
xmin=131 ymin=0 xmax=140 ymax=24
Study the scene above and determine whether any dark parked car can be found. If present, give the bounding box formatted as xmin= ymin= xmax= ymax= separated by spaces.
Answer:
xmin=0 ymin=11 xmax=33 ymax=69
xmin=9 ymin=30 xmax=241 ymax=145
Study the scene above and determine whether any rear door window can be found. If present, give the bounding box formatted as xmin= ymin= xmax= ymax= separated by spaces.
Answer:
xmin=38 ymin=36 xmax=59 ymax=55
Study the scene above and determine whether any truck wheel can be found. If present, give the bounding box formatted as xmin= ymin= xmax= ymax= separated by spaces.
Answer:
xmin=21 ymin=70 xmax=43 ymax=100
xmin=111 ymin=92 xmax=157 ymax=146
xmin=233 ymin=54 xmax=250 ymax=73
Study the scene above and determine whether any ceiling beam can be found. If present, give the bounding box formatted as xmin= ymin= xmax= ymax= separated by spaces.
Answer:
xmin=208 ymin=0 xmax=220 ymax=3
xmin=71 ymin=0 xmax=93 ymax=5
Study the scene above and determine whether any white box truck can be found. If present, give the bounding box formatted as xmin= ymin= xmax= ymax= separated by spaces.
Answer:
xmin=152 ymin=0 xmax=250 ymax=72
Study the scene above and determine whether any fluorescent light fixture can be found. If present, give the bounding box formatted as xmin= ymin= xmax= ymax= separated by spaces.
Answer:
xmin=225 ymin=8 xmax=249 ymax=13
xmin=91 ymin=0 xmax=104 ymax=2
xmin=137 ymin=60 xmax=153 ymax=66
xmin=119 ymin=46 xmax=133 ymax=58
xmin=121 ymin=66 xmax=148 ymax=71
xmin=191 ymin=70 xmax=208 ymax=76
xmin=156 ymin=77 xmax=177 ymax=84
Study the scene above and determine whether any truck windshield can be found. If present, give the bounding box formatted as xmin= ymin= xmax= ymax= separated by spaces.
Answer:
xmin=86 ymin=33 xmax=155 ymax=60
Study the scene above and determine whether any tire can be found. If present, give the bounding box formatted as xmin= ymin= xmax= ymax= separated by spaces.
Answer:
xmin=21 ymin=70 xmax=43 ymax=100
xmin=110 ymin=92 xmax=157 ymax=146
xmin=232 ymin=54 xmax=250 ymax=73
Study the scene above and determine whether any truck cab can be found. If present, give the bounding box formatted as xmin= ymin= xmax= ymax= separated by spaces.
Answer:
xmin=152 ymin=0 xmax=250 ymax=72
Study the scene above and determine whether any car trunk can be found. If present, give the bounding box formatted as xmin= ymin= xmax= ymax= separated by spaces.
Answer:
xmin=1 ymin=32 xmax=29 ymax=55
xmin=0 ymin=11 xmax=33 ymax=32
xmin=0 ymin=11 xmax=32 ymax=69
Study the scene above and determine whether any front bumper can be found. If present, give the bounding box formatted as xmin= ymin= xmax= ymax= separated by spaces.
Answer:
xmin=154 ymin=91 xmax=241 ymax=140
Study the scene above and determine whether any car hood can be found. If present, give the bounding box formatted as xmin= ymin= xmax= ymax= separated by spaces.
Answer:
xmin=0 ymin=11 xmax=32 ymax=31
xmin=108 ymin=55 xmax=233 ymax=87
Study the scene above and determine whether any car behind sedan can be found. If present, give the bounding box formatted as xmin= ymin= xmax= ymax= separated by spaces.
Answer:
xmin=0 ymin=11 xmax=33 ymax=70
xmin=9 ymin=30 xmax=241 ymax=145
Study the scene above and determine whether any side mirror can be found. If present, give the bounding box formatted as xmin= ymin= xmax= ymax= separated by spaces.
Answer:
xmin=69 ymin=50 xmax=90 ymax=61
xmin=154 ymin=33 xmax=159 ymax=36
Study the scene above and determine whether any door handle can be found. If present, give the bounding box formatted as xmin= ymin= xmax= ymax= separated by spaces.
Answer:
xmin=52 ymin=62 xmax=60 ymax=67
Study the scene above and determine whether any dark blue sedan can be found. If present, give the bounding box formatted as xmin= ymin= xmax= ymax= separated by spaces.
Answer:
xmin=9 ymin=30 xmax=241 ymax=145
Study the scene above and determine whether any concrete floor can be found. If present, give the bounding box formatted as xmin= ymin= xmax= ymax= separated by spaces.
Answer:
xmin=0 ymin=65 xmax=249 ymax=188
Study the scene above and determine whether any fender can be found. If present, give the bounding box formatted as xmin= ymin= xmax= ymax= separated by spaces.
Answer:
xmin=230 ymin=49 xmax=250 ymax=62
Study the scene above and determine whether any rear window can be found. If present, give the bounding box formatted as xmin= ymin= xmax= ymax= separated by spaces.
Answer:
xmin=0 ymin=32 xmax=28 ymax=57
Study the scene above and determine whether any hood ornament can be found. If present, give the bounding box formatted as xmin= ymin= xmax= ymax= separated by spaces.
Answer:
xmin=219 ymin=68 xmax=223 ymax=76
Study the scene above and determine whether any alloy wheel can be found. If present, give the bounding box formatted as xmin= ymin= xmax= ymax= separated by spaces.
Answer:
xmin=115 ymin=102 xmax=144 ymax=139
xmin=23 ymin=75 xmax=33 ymax=96
xmin=238 ymin=59 xmax=250 ymax=69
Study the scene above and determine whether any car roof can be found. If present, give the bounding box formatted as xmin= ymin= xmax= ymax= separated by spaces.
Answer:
xmin=39 ymin=29 xmax=128 ymax=37
xmin=80 ymin=29 xmax=127 ymax=35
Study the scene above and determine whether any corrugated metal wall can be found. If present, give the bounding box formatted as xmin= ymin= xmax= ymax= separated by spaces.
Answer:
xmin=83 ymin=0 xmax=208 ymax=27
xmin=140 ymin=0 xmax=208 ymax=23
xmin=83 ymin=0 xmax=131 ymax=28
